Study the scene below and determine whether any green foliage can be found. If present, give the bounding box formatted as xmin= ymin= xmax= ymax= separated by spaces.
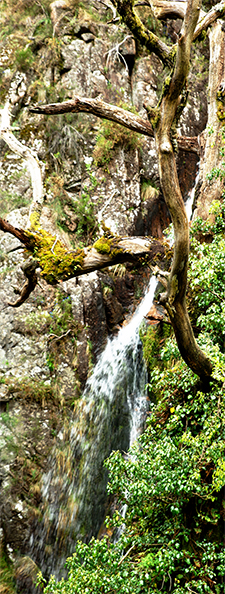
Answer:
xmin=48 ymin=288 xmax=79 ymax=336
xmin=73 ymin=174 xmax=98 ymax=241
xmin=188 ymin=199 xmax=225 ymax=349
xmin=206 ymin=166 xmax=225 ymax=182
xmin=93 ymin=104 xmax=142 ymax=166
xmin=15 ymin=46 xmax=34 ymax=71
xmin=0 ymin=544 xmax=15 ymax=594
xmin=40 ymin=346 xmax=225 ymax=593
xmin=46 ymin=168 xmax=98 ymax=244
xmin=140 ymin=322 xmax=171 ymax=375
xmin=190 ymin=198 xmax=225 ymax=237
xmin=0 ymin=188 xmax=30 ymax=217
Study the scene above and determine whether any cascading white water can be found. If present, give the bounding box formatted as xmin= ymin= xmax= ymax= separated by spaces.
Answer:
xmin=84 ymin=275 xmax=157 ymax=447
xmin=185 ymin=169 xmax=199 ymax=222
xmin=31 ymin=276 xmax=157 ymax=578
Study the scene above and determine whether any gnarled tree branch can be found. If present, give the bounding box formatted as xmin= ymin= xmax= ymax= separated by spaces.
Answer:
xmin=0 ymin=217 xmax=165 ymax=284
xmin=29 ymin=96 xmax=200 ymax=153
xmin=111 ymin=0 xmax=174 ymax=66
xmin=151 ymin=0 xmax=212 ymax=378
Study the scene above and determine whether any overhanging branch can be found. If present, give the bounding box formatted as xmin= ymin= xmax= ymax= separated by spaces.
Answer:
xmin=29 ymin=97 xmax=154 ymax=136
xmin=29 ymin=97 xmax=200 ymax=154
xmin=111 ymin=0 xmax=173 ymax=66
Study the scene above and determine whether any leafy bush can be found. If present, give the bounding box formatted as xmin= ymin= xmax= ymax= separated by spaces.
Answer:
xmin=188 ymin=199 xmax=225 ymax=349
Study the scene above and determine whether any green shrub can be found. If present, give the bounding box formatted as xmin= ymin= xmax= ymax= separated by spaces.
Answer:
xmin=15 ymin=46 xmax=34 ymax=71
xmin=93 ymin=104 xmax=142 ymax=166
xmin=39 ymin=346 xmax=225 ymax=593
xmin=188 ymin=198 xmax=225 ymax=349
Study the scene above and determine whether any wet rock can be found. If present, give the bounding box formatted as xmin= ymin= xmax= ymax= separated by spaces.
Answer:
xmin=103 ymin=290 xmax=124 ymax=329
xmin=177 ymin=150 xmax=199 ymax=201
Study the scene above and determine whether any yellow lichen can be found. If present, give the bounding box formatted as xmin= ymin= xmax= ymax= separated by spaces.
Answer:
xmin=29 ymin=211 xmax=41 ymax=230
xmin=216 ymin=88 xmax=225 ymax=121
xmin=145 ymin=106 xmax=160 ymax=129
xmin=93 ymin=237 xmax=111 ymax=254
xmin=93 ymin=234 xmax=123 ymax=258
xmin=25 ymin=227 xmax=84 ymax=283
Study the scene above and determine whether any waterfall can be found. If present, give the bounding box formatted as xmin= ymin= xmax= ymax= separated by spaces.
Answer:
xmin=30 ymin=166 xmax=200 ymax=581
xmin=30 ymin=276 xmax=157 ymax=578
xmin=185 ymin=168 xmax=199 ymax=222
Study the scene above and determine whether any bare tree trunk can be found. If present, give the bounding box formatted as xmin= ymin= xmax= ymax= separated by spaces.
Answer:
xmin=151 ymin=0 xmax=213 ymax=377
xmin=156 ymin=149 xmax=212 ymax=377
xmin=195 ymin=21 xmax=225 ymax=221
xmin=0 ymin=101 xmax=43 ymax=229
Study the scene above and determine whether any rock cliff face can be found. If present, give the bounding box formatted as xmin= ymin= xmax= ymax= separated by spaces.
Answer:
xmin=0 ymin=0 xmax=218 ymax=589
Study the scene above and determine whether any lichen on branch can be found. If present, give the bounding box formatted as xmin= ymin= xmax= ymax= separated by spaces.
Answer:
xmin=0 ymin=217 xmax=165 ymax=288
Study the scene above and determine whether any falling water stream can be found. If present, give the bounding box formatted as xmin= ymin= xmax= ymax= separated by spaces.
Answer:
xmin=30 ymin=277 xmax=157 ymax=578
xmin=30 ymin=172 xmax=198 ymax=580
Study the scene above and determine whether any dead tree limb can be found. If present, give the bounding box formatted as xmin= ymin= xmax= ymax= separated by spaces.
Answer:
xmin=0 ymin=100 xmax=43 ymax=229
xmin=29 ymin=97 xmax=200 ymax=154
xmin=0 ymin=217 xmax=165 ymax=284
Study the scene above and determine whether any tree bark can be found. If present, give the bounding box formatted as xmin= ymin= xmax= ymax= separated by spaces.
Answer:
xmin=194 ymin=21 xmax=225 ymax=221
xmin=0 ymin=217 xmax=165 ymax=282
xmin=111 ymin=0 xmax=174 ymax=66
xmin=0 ymin=101 xmax=43 ymax=229
xmin=151 ymin=0 xmax=213 ymax=377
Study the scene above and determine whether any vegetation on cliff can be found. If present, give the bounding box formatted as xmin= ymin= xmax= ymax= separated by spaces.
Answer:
xmin=38 ymin=199 xmax=225 ymax=594
xmin=1 ymin=0 xmax=225 ymax=378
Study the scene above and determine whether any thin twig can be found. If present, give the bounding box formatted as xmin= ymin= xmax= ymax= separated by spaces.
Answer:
xmin=118 ymin=544 xmax=135 ymax=567
xmin=48 ymin=329 xmax=71 ymax=342
xmin=207 ymin=288 xmax=225 ymax=303
xmin=159 ymin=575 xmax=165 ymax=591
xmin=105 ymin=35 xmax=134 ymax=73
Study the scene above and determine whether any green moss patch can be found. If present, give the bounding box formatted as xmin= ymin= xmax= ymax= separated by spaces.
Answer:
xmin=25 ymin=227 xmax=84 ymax=283
xmin=93 ymin=235 xmax=123 ymax=258
xmin=93 ymin=237 xmax=111 ymax=254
